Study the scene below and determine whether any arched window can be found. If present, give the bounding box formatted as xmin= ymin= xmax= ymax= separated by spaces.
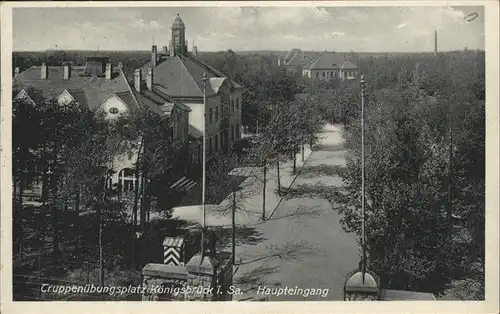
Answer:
xmin=118 ymin=168 xmax=136 ymax=192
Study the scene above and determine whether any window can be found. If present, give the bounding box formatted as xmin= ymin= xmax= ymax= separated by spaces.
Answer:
xmin=215 ymin=106 xmax=219 ymax=122
xmin=236 ymin=98 xmax=239 ymax=110
xmin=118 ymin=168 xmax=136 ymax=193
xmin=231 ymin=99 xmax=235 ymax=112
xmin=323 ymin=72 xmax=326 ymax=77
xmin=208 ymin=138 xmax=212 ymax=155
xmin=209 ymin=108 xmax=213 ymax=124
xmin=214 ymin=134 xmax=218 ymax=152
xmin=316 ymin=72 xmax=319 ymax=78
xmin=236 ymin=123 xmax=240 ymax=139
xmin=221 ymin=104 xmax=224 ymax=118
xmin=231 ymin=124 xmax=234 ymax=141
xmin=109 ymin=107 xmax=119 ymax=114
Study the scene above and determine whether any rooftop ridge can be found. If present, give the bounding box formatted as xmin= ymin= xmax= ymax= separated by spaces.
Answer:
xmin=119 ymin=67 xmax=141 ymax=110
xmin=186 ymin=53 xmax=244 ymax=89
xmin=177 ymin=55 xmax=204 ymax=97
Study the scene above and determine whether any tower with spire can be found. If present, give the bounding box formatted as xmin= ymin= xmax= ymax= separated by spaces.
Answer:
xmin=170 ymin=13 xmax=188 ymax=56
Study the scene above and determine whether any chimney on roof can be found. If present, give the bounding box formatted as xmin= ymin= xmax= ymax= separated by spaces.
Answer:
xmin=193 ymin=46 xmax=198 ymax=57
xmin=14 ymin=67 xmax=20 ymax=76
xmin=41 ymin=63 xmax=48 ymax=79
xmin=146 ymin=68 xmax=153 ymax=91
xmin=151 ymin=45 xmax=158 ymax=67
xmin=105 ymin=63 xmax=113 ymax=80
xmin=134 ymin=69 xmax=142 ymax=93
xmin=63 ymin=63 xmax=71 ymax=80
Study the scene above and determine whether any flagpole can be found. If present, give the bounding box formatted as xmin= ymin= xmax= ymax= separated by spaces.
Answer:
xmin=360 ymin=75 xmax=366 ymax=283
xmin=201 ymin=72 xmax=208 ymax=256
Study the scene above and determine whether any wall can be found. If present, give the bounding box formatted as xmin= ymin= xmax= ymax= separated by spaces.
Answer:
xmin=185 ymin=87 xmax=242 ymax=158
xmin=57 ymin=90 xmax=75 ymax=105
xmin=304 ymin=69 xmax=358 ymax=80
xmin=98 ymin=94 xmax=129 ymax=120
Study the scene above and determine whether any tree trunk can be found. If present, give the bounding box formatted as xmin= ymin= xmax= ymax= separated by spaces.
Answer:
xmin=301 ymin=144 xmax=305 ymax=162
xmin=262 ymin=164 xmax=267 ymax=221
xmin=232 ymin=191 xmax=236 ymax=265
xmin=140 ymin=166 xmax=150 ymax=267
xmin=131 ymin=168 xmax=140 ymax=269
xmin=17 ymin=170 xmax=25 ymax=262
xmin=292 ymin=148 xmax=297 ymax=174
xmin=51 ymin=175 xmax=59 ymax=256
xmin=99 ymin=174 xmax=108 ymax=287
xmin=447 ymin=123 xmax=453 ymax=232
xmin=98 ymin=202 xmax=104 ymax=287
xmin=276 ymin=159 xmax=281 ymax=196
xmin=41 ymin=147 xmax=49 ymax=203
xmin=74 ymin=188 xmax=80 ymax=248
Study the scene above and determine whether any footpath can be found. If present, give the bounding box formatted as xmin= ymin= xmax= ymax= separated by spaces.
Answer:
xmin=230 ymin=124 xmax=358 ymax=301
xmin=169 ymin=145 xmax=312 ymax=227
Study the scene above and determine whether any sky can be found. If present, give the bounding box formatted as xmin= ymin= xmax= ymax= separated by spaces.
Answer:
xmin=12 ymin=5 xmax=485 ymax=52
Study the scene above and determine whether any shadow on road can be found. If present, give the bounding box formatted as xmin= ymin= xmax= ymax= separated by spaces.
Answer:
xmin=281 ymin=182 xmax=345 ymax=204
xmin=235 ymin=263 xmax=282 ymax=292
xmin=314 ymin=143 xmax=345 ymax=152
xmin=299 ymin=164 xmax=347 ymax=178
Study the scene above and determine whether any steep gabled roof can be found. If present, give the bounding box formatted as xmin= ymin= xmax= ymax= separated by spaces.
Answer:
xmin=13 ymin=65 xmax=136 ymax=111
xmin=305 ymin=52 xmax=358 ymax=70
xmin=137 ymin=52 xmax=242 ymax=99
xmin=340 ymin=60 xmax=358 ymax=70
xmin=284 ymin=48 xmax=301 ymax=63
xmin=286 ymin=51 xmax=303 ymax=67
xmin=123 ymin=68 xmax=191 ymax=118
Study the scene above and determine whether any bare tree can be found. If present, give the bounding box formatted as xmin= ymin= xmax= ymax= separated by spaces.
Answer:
xmin=206 ymin=150 xmax=257 ymax=265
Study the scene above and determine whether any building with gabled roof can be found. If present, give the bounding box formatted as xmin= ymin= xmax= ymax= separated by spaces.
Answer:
xmin=13 ymin=55 xmax=194 ymax=196
xmin=135 ymin=14 xmax=245 ymax=165
xmin=302 ymin=51 xmax=359 ymax=81
xmin=278 ymin=48 xmax=315 ymax=72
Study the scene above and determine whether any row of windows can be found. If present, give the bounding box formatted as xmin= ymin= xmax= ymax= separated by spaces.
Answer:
xmin=312 ymin=71 xmax=358 ymax=78
xmin=208 ymin=98 xmax=240 ymax=125
xmin=207 ymin=123 xmax=240 ymax=155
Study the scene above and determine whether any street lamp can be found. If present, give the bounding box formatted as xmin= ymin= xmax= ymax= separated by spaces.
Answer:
xmin=343 ymin=74 xmax=380 ymax=301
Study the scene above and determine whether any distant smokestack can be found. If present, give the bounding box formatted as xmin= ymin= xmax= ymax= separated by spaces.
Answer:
xmin=63 ymin=63 xmax=71 ymax=80
xmin=134 ymin=69 xmax=142 ymax=93
xmin=193 ymin=46 xmax=198 ymax=56
xmin=434 ymin=30 xmax=438 ymax=55
xmin=41 ymin=63 xmax=48 ymax=79
xmin=151 ymin=45 xmax=158 ymax=67
xmin=146 ymin=68 xmax=153 ymax=91
xmin=105 ymin=63 xmax=112 ymax=80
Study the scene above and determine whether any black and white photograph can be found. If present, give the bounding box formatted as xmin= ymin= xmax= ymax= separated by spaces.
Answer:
xmin=1 ymin=1 xmax=499 ymax=311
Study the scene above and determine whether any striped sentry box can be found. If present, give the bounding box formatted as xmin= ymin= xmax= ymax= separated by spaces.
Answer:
xmin=163 ymin=236 xmax=185 ymax=266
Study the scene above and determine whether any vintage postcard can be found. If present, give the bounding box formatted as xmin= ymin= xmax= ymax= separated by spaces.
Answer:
xmin=1 ymin=1 xmax=498 ymax=313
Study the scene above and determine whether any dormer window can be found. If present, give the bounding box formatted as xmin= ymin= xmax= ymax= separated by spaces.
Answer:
xmin=109 ymin=107 xmax=119 ymax=114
